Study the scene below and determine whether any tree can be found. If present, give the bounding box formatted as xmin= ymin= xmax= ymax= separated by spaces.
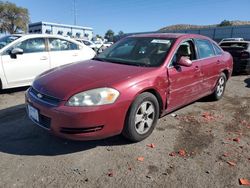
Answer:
xmin=0 ymin=1 xmax=30 ymax=33
xmin=96 ymin=34 xmax=103 ymax=40
xmin=104 ymin=29 xmax=115 ymax=42
xmin=218 ymin=20 xmax=232 ymax=27
xmin=118 ymin=31 xmax=124 ymax=36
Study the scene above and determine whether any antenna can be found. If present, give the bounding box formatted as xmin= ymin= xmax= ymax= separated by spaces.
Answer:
xmin=73 ymin=0 xmax=77 ymax=25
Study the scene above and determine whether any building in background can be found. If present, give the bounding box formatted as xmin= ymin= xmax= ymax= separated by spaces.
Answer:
xmin=28 ymin=21 xmax=93 ymax=40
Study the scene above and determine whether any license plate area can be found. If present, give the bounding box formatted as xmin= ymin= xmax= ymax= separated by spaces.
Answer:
xmin=28 ymin=104 xmax=39 ymax=122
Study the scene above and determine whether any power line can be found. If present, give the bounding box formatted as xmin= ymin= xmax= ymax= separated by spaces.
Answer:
xmin=73 ymin=0 xmax=77 ymax=25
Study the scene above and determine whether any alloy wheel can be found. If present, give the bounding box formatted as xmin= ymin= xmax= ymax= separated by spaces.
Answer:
xmin=134 ymin=101 xmax=155 ymax=135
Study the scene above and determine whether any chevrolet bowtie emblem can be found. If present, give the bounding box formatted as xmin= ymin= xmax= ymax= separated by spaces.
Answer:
xmin=37 ymin=93 xmax=43 ymax=99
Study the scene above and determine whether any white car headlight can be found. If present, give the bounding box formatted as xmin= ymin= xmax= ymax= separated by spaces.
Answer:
xmin=66 ymin=88 xmax=119 ymax=106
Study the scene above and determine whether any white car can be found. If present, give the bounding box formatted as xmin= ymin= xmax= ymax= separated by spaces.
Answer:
xmin=94 ymin=41 xmax=104 ymax=49
xmin=76 ymin=39 xmax=97 ymax=51
xmin=0 ymin=34 xmax=96 ymax=89
xmin=103 ymin=42 xmax=113 ymax=48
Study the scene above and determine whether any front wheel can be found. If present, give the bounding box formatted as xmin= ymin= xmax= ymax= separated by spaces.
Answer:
xmin=122 ymin=92 xmax=159 ymax=142
xmin=210 ymin=73 xmax=227 ymax=101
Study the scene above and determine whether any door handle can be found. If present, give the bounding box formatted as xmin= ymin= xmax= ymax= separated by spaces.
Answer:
xmin=73 ymin=53 xmax=78 ymax=56
xmin=40 ymin=56 xmax=48 ymax=60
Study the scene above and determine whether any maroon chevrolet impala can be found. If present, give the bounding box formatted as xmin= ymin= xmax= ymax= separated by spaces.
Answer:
xmin=26 ymin=33 xmax=233 ymax=142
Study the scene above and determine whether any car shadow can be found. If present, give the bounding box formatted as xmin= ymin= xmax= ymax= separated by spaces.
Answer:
xmin=0 ymin=86 xmax=29 ymax=94
xmin=244 ymin=78 xmax=250 ymax=88
xmin=0 ymin=104 xmax=131 ymax=156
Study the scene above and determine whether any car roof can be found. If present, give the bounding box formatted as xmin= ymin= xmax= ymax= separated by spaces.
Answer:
xmin=222 ymin=38 xmax=243 ymax=39
xmin=0 ymin=33 xmax=85 ymax=52
xmin=128 ymin=33 xmax=211 ymax=40
xmin=220 ymin=41 xmax=250 ymax=44
xmin=16 ymin=33 xmax=72 ymax=39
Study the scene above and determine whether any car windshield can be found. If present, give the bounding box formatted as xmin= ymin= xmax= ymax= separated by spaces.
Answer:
xmin=95 ymin=37 xmax=174 ymax=67
xmin=0 ymin=35 xmax=21 ymax=49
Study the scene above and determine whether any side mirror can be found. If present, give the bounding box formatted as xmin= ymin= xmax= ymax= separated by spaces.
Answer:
xmin=11 ymin=48 xmax=23 ymax=55
xmin=178 ymin=56 xmax=192 ymax=67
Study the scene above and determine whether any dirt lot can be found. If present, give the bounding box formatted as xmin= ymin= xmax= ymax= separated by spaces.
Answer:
xmin=0 ymin=75 xmax=249 ymax=188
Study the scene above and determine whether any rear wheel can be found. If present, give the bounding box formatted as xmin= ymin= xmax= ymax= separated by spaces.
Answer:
xmin=122 ymin=92 xmax=159 ymax=142
xmin=211 ymin=73 xmax=227 ymax=101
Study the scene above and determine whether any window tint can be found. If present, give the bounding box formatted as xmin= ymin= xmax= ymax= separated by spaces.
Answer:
xmin=15 ymin=38 xmax=46 ymax=53
xmin=196 ymin=39 xmax=215 ymax=59
xmin=212 ymin=43 xmax=223 ymax=55
xmin=49 ymin=38 xmax=79 ymax=51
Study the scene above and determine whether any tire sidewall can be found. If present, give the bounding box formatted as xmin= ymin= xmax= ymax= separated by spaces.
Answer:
xmin=124 ymin=92 xmax=159 ymax=142
xmin=214 ymin=73 xmax=227 ymax=100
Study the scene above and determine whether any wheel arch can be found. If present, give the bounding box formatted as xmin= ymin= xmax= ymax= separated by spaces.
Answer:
xmin=138 ymin=89 xmax=163 ymax=116
xmin=222 ymin=69 xmax=230 ymax=80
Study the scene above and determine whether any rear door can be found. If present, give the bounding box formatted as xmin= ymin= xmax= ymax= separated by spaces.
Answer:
xmin=1 ymin=37 xmax=50 ymax=87
xmin=167 ymin=39 xmax=204 ymax=112
xmin=48 ymin=38 xmax=84 ymax=68
xmin=195 ymin=39 xmax=221 ymax=93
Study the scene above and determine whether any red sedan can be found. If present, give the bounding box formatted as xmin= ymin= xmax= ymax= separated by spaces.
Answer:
xmin=26 ymin=33 xmax=233 ymax=142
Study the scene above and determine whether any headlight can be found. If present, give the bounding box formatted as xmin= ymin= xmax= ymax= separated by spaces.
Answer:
xmin=66 ymin=88 xmax=119 ymax=106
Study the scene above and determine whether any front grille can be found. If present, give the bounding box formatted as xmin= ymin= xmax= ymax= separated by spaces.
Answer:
xmin=60 ymin=126 xmax=104 ymax=134
xmin=39 ymin=114 xmax=51 ymax=129
xmin=29 ymin=87 xmax=61 ymax=106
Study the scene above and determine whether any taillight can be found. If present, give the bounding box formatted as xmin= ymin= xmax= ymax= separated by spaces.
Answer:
xmin=241 ymin=52 xmax=250 ymax=59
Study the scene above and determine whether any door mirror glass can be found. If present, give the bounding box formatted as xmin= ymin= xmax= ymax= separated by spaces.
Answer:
xmin=11 ymin=48 xmax=24 ymax=55
xmin=178 ymin=56 xmax=192 ymax=67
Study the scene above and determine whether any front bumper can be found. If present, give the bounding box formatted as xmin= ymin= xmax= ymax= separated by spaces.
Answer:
xmin=233 ymin=58 xmax=250 ymax=73
xmin=25 ymin=88 xmax=130 ymax=140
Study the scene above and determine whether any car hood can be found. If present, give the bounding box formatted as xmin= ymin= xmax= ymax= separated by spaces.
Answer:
xmin=33 ymin=60 xmax=154 ymax=100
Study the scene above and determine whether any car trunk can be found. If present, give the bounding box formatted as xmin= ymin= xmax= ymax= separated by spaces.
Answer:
xmin=220 ymin=42 xmax=249 ymax=59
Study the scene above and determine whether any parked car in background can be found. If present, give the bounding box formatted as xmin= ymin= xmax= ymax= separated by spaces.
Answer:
xmin=0 ymin=34 xmax=96 ymax=89
xmin=76 ymin=39 xmax=97 ymax=51
xmin=94 ymin=40 xmax=104 ymax=49
xmin=220 ymin=41 xmax=250 ymax=74
xmin=26 ymin=33 xmax=233 ymax=142
xmin=219 ymin=38 xmax=244 ymax=44
xmin=103 ymin=41 xmax=113 ymax=48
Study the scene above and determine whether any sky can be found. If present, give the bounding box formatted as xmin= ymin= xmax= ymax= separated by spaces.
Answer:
xmin=10 ymin=0 xmax=250 ymax=36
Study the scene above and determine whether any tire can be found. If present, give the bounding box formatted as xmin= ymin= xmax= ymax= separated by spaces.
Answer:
xmin=210 ymin=73 xmax=227 ymax=101
xmin=122 ymin=92 xmax=159 ymax=142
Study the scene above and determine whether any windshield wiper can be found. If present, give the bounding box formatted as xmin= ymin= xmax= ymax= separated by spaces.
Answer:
xmin=93 ymin=57 xmax=150 ymax=67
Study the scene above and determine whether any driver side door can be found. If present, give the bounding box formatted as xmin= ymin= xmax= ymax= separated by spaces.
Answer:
xmin=166 ymin=39 xmax=204 ymax=112
xmin=1 ymin=37 xmax=50 ymax=87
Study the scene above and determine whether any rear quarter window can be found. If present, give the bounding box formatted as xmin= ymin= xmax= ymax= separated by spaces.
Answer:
xmin=212 ymin=43 xmax=223 ymax=55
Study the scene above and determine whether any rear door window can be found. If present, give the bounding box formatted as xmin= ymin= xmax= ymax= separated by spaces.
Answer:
xmin=195 ymin=39 xmax=215 ymax=59
xmin=49 ymin=38 xmax=79 ymax=51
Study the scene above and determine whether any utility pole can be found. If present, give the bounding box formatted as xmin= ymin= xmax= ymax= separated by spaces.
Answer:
xmin=73 ymin=0 xmax=77 ymax=25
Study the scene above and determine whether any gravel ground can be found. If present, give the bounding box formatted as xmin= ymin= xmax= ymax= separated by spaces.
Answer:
xmin=0 ymin=75 xmax=249 ymax=188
